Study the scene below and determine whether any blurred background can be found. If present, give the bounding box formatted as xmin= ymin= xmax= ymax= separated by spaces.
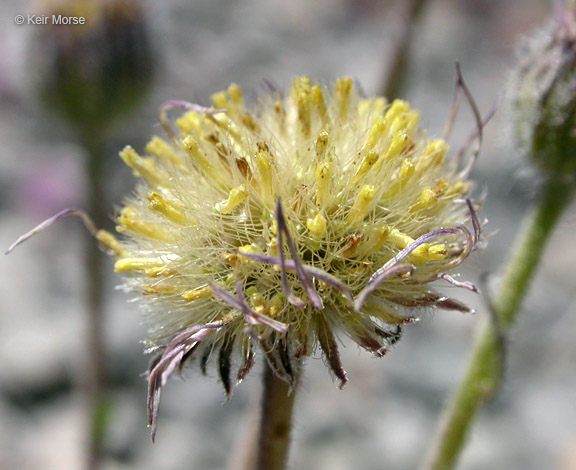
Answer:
xmin=1 ymin=0 xmax=576 ymax=469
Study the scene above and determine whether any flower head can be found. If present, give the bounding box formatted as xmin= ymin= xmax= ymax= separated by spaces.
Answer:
xmin=103 ymin=77 xmax=481 ymax=439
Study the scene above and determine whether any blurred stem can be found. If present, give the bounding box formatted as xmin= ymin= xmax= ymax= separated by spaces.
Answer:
xmin=423 ymin=178 xmax=574 ymax=470
xmin=379 ymin=0 xmax=431 ymax=99
xmin=255 ymin=363 xmax=299 ymax=470
xmin=81 ymin=133 xmax=108 ymax=470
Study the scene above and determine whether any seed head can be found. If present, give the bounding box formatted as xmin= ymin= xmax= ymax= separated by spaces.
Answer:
xmin=103 ymin=77 xmax=481 ymax=439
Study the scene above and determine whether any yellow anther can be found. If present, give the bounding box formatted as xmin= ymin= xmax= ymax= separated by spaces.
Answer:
xmin=144 ymin=284 xmax=180 ymax=295
xmin=238 ymin=244 xmax=260 ymax=255
xmin=384 ymin=132 xmax=409 ymax=162
xmin=315 ymin=131 xmax=329 ymax=160
xmin=398 ymin=110 xmax=420 ymax=137
xmin=358 ymin=97 xmax=387 ymax=115
xmin=411 ymin=188 xmax=438 ymax=212
xmin=384 ymin=100 xmax=411 ymax=130
xmin=427 ymin=244 xmax=447 ymax=260
xmin=254 ymin=149 xmax=273 ymax=200
xmin=146 ymin=136 xmax=182 ymax=166
xmin=315 ymin=159 xmax=332 ymax=207
xmin=114 ymin=257 xmax=165 ymax=273
xmin=366 ymin=115 xmax=386 ymax=150
xmin=292 ymin=76 xmax=312 ymax=136
xmin=210 ymin=91 xmax=228 ymax=108
xmin=267 ymin=237 xmax=279 ymax=257
xmin=175 ymin=111 xmax=206 ymax=137
xmin=246 ymin=286 xmax=266 ymax=314
xmin=353 ymin=150 xmax=379 ymax=183
xmin=417 ymin=139 xmax=449 ymax=172
xmin=227 ymin=83 xmax=243 ymax=105
xmin=181 ymin=286 xmax=213 ymax=302
xmin=119 ymin=146 xmax=164 ymax=187
xmin=311 ymin=84 xmax=327 ymax=122
xmin=180 ymin=136 xmax=224 ymax=184
xmin=215 ymin=184 xmax=248 ymax=214
xmin=144 ymin=267 xmax=176 ymax=277
xmin=241 ymin=112 xmax=258 ymax=132
xmin=359 ymin=225 xmax=391 ymax=256
xmin=447 ymin=181 xmax=469 ymax=196
xmin=95 ymin=230 xmax=125 ymax=257
xmin=382 ymin=158 xmax=414 ymax=200
xmin=268 ymin=294 xmax=284 ymax=318
xmin=385 ymin=227 xmax=446 ymax=262
xmin=347 ymin=185 xmax=376 ymax=224
xmin=307 ymin=213 xmax=327 ymax=238
xmin=334 ymin=77 xmax=353 ymax=120
xmin=117 ymin=207 xmax=174 ymax=242
xmin=148 ymin=191 xmax=189 ymax=225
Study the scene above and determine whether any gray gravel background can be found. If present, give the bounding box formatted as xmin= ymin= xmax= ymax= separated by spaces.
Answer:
xmin=1 ymin=0 xmax=576 ymax=469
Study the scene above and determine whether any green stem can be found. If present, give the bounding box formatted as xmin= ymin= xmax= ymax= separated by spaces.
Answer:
xmin=379 ymin=0 xmax=431 ymax=99
xmin=82 ymin=135 xmax=108 ymax=470
xmin=256 ymin=363 xmax=299 ymax=470
xmin=423 ymin=179 xmax=574 ymax=470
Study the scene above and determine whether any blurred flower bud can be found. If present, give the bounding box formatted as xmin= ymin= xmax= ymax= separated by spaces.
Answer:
xmin=508 ymin=3 xmax=576 ymax=182
xmin=29 ymin=0 xmax=155 ymax=134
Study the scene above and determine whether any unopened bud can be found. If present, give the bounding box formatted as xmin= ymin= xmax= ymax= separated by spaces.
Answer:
xmin=508 ymin=4 xmax=576 ymax=181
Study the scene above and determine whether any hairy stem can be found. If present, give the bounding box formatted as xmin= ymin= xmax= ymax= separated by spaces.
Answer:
xmin=379 ymin=0 xmax=431 ymax=99
xmin=423 ymin=179 xmax=574 ymax=470
xmin=255 ymin=362 xmax=299 ymax=470
xmin=82 ymin=135 xmax=109 ymax=470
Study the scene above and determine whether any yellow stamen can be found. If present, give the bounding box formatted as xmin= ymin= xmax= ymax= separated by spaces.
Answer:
xmin=311 ymin=84 xmax=327 ymax=123
xmin=307 ymin=213 xmax=327 ymax=238
xmin=385 ymin=227 xmax=446 ymax=262
xmin=353 ymin=150 xmax=379 ymax=183
xmin=145 ymin=136 xmax=182 ymax=167
xmin=119 ymin=146 xmax=165 ymax=187
xmin=366 ymin=115 xmax=386 ymax=150
xmin=144 ymin=284 xmax=180 ymax=295
xmin=254 ymin=148 xmax=273 ymax=201
xmin=268 ymin=295 xmax=284 ymax=318
xmin=181 ymin=286 xmax=213 ymax=302
xmin=215 ymin=184 xmax=248 ymax=214
xmin=227 ymin=83 xmax=243 ymax=106
xmin=416 ymin=139 xmax=449 ymax=173
xmin=359 ymin=225 xmax=391 ymax=255
xmin=180 ymin=136 xmax=225 ymax=185
xmin=246 ymin=287 xmax=266 ymax=314
xmin=334 ymin=77 xmax=353 ymax=120
xmin=382 ymin=158 xmax=414 ymax=199
xmin=384 ymin=100 xmax=411 ymax=131
xmin=315 ymin=131 xmax=329 ymax=160
xmin=411 ymin=188 xmax=438 ymax=212
xmin=144 ymin=267 xmax=176 ymax=277
xmin=147 ymin=191 xmax=190 ymax=225
xmin=114 ymin=257 xmax=165 ymax=273
xmin=292 ymin=76 xmax=312 ymax=136
xmin=175 ymin=111 xmax=206 ymax=137
xmin=315 ymin=159 xmax=332 ymax=207
xmin=117 ymin=207 xmax=173 ymax=242
xmin=347 ymin=185 xmax=376 ymax=224
xmin=96 ymin=230 xmax=125 ymax=257
xmin=210 ymin=91 xmax=228 ymax=109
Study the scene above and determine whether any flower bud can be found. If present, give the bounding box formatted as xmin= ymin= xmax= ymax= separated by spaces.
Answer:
xmin=508 ymin=4 xmax=576 ymax=181
xmin=29 ymin=0 xmax=155 ymax=134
